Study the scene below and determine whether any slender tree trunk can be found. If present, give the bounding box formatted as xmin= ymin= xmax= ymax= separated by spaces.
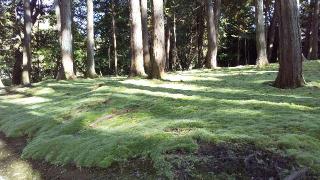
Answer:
xmin=196 ymin=2 xmax=205 ymax=68
xmin=0 ymin=79 xmax=4 ymax=88
xmin=86 ymin=0 xmax=97 ymax=78
xmin=267 ymin=0 xmax=279 ymax=61
xmin=205 ymin=0 xmax=218 ymax=69
xmin=151 ymin=0 xmax=166 ymax=79
xmin=22 ymin=0 xmax=32 ymax=86
xmin=255 ymin=0 xmax=269 ymax=68
xmin=169 ymin=7 xmax=178 ymax=71
xmin=140 ymin=0 xmax=151 ymax=75
xmin=165 ymin=24 xmax=171 ymax=71
xmin=275 ymin=0 xmax=305 ymax=89
xmin=308 ymin=0 xmax=319 ymax=59
xmin=54 ymin=0 xmax=64 ymax=80
xmin=129 ymin=0 xmax=146 ymax=77
xmin=111 ymin=0 xmax=118 ymax=76
xmin=59 ymin=0 xmax=76 ymax=80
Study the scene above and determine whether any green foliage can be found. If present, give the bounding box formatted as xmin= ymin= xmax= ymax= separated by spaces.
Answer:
xmin=0 ymin=61 xmax=319 ymax=178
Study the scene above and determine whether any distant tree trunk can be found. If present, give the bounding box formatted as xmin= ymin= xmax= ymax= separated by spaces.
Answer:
xmin=54 ymin=0 xmax=63 ymax=79
xmin=169 ymin=7 xmax=177 ymax=71
xmin=151 ymin=0 xmax=166 ymax=79
xmin=267 ymin=0 xmax=279 ymax=61
xmin=59 ymin=0 xmax=76 ymax=80
xmin=86 ymin=0 xmax=97 ymax=78
xmin=0 ymin=79 xmax=4 ymax=88
xmin=140 ymin=0 xmax=151 ymax=75
xmin=255 ymin=0 xmax=269 ymax=68
xmin=111 ymin=0 xmax=118 ymax=76
xmin=308 ymin=0 xmax=319 ymax=60
xmin=205 ymin=0 xmax=218 ymax=69
xmin=129 ymin=0 xmax=146 ymax=77
xmin=22 ymin=0 xmax=32 ymax=86
xmin=274 ymin=0 xmax=305 ymax=89
xmin=165 ymin=24 xmax=171 ymax=71
xmin=196 ymin=2 xmax=205 ymax=68
xmin=237 ymin=37 xmax=241 ymax=66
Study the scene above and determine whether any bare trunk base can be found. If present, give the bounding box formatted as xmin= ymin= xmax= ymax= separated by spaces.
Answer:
xmin=256 ymin=57 xmax=269 ymax=68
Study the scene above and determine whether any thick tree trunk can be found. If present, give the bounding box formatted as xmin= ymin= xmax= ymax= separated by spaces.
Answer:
xmin=275 ymin=0 xmax=305 ymax=89
xmin=308 ymin=0 xmax=319 ymax=60
xmin=151 ymin=0 xmax=166 ymax=79
xmin=140 ymin=0 xmax=151 ymax=75
xmin=86 ymin=0 xmax=97 ymax=78
xmin=205 ymin=0 xmax=218 ymax=69
xmin=255 ymin=0 xmax=269 ymax=68
xmin=22 ymin=0 xmax=32 ymax=86
xmin=12 ymin=50 xmax=23 ymax=85
xmin=267 ymin=1 xmax=279 ymax=61
xmin=111 ymin=0 xmax=118 ymax=76
xmin=60 ymin=0 xmax=76 ymax=80
xmin=129 ymin=0 xmax=146 ymax=77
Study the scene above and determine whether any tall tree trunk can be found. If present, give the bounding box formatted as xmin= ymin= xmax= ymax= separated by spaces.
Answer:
xmin=308 ymin=0 xmax=319 ymax=59
xmin=275 ymin=0 xmax=305 ymax=89
xmin=151 ymin=0 xmax=166 ymax=79
xmin=165 ymin=23 xmax=171 ymax=71
xmin=140 ymin=0 xmax=151 ymax=75
xmin=267 ymin=0 xmax=279 ymax=61
xmin=59 ymin=0 xmax=76 ymax=80
xmin=0 ymin=79 xmax=4 ymax=88
xmin=54 ymin=0 xmax=64 ymax=80
xmin=255 ymin=0 xmax=269 ymax=68
xmin=129 ymin=0 xmax=146 ymax=77
xmin=205 ymin=0 xmax=218 ymax=69
xmin=111 ymin=0 xmax=118 ymax=76
xmin=169 ymin=6 xmax=178 ymax=71
xmin=196 ymin=2 xmax=205 ymax=68
xmin=22 ymin=0 xmax=32 ymax=86
xmin=86 ymin=0 xmax=97 ymax=78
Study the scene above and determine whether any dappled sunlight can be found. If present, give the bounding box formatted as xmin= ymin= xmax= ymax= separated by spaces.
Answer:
xmin=6 ymin=96 xmax=51 ymax=105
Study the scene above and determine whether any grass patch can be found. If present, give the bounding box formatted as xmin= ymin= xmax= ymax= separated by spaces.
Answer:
xmin=0 ymin=61 xmax=319 ymax=178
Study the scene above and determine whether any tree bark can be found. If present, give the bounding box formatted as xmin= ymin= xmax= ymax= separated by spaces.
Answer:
xmin=129 ymin=0 xmax=146 ymax=77
xmin=165 ymin=23 xmax=171 ymax=71
xmin=0 ymin=79 xmax=4 ymax=88
xmin=22 ymin=0 xmax=32 ymax=86
xmin=267 ymin=0 xmax=279 ymax=61
xmin=255 ymin=0 xmax=269 ymax=68
xmin=140 ymin=0 xmax=151 ymax=75
xmin=274 ymin=0 xmax=305 ymax=89
xmin=59 ymin=0 xmax=76 ymax=80
xmin=205 ymin=0 xmax=218 ymax=69
xmin=151 ymin=0 xmax=166 ymax=79
xmin=86 ymin=0 xmax=97 ymax=78
xmin=169 ymin=6 xmax=177 ymax=71
xmin=196 ymin=2 xmax=205 ymax=69
xmin=111 ymin=0 xmax=118 ymax=76
xmin=308 ymin=0 xmax=319 ymax=60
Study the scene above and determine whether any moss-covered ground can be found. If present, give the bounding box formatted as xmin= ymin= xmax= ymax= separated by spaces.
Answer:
xmin=0 ymin=61 xmax=319 ymax=178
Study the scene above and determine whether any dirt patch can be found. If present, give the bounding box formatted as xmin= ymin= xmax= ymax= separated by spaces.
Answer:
xmin=0 ymin=132 xmax=156 ymax=180
xmin=167 ymin=143 xmax=318 ymax=179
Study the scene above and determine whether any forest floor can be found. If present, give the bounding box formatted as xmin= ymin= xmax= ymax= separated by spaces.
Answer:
xmin=0 ymin=61 xmax=319 ymax=179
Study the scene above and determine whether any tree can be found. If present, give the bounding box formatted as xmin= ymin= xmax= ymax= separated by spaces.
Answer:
xmin=0 ymin=79 xmax=4 ymax=88
xmin=86 ymin=0 xmax=97 ymax=78
xmin=140 ymin=0 xmax=151 ymax=75
xmin=111 ymin=0 xmax=118 ymax=76
xmin=129 ymin=0 xmax=146 ymax=77
xmin=59 ymin=0 xmax=76 ymax=80
xmin=274 ymin=0 xmax=305 ymax=89
xmin=152 ymin=0 xmax=166 ymax=79
xmin=22 ymin=0 xmax=32 ymax=86
xmin=307 ymin=0 xmax=319 ymax=60
xmin=205 ymin=0 xmax=218 ymax=69
xmin=255 ymin=0 xmax=269 ymax=67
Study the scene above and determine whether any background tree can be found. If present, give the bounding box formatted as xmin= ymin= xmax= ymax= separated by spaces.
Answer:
xmin=152 ymin=0 xmax=166 ymax=79
xmin=86 ymin=0 xmax=97 ymax=78
xmin=255 ymin=0 xmax=269 ymax=67
xmin=129 ymin=0 xmax=146 ymax=77
xmin=307 ymin=0 xmax=319 ymax=60
xmin=275 ymin=0 xmax=305 ymax=89
xmin=111 ymin=0 xmax=118 ymax=76
xmin=60 ymin=0 xmax=76 ymax=80
xmin=140 ymin=0 xmax=151 ymax=75
xmin=205 ymin=0 xmax=218 ymax=69
xmin=22 ymin=0 xmax=32 ymax=85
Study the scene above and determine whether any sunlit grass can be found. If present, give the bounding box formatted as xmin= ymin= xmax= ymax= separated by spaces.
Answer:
xmin=0 ymin=61 xmax=319 ymax=177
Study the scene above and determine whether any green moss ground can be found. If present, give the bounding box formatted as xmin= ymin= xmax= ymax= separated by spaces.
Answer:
xmin=0 ymin=61 xmax=319 ymax=178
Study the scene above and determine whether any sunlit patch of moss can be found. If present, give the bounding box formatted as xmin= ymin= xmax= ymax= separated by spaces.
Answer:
xmin=0 ymin=61 xmax=319 ymax=177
